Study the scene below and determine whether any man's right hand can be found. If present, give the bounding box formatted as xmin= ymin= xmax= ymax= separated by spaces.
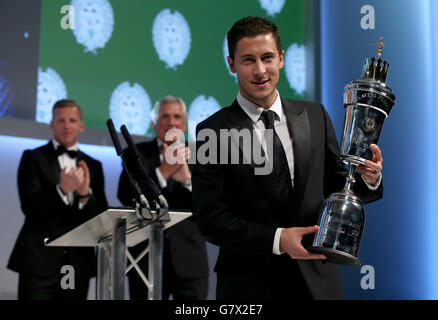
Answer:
xmin=159 ymin=142 xmax=187 ymax=180
xmin=59 ymin=167 xmax=84 ymax=194
xmin=279 ymin=226 xmax=327 ymax=260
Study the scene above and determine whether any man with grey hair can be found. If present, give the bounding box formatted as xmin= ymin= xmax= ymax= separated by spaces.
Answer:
xmin=118 ymin=96 xmax=209 ymax=300
xmin=150 ymin=96 xmax=188 ymax=124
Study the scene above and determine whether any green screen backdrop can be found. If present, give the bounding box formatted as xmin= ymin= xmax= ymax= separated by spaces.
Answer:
xmin=37 ymin=0 xmax=308 ymax=138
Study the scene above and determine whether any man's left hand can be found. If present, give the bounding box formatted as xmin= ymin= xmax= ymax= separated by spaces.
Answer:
xmin=76 ymin=160 xmax=91 ymax=198
xmin=356 ymin=144 xmax=383 ymax=186
xmin=170 ymin=145 xmax=191 ymax=183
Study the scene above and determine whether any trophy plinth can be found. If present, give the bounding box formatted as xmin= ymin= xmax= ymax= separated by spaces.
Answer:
xmin=310 ymin=167 xmax=363 ymax=266
xmin=309 ymin=37 xmax=396 ymax=266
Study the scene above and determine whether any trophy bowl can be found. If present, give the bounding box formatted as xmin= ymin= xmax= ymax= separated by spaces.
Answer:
xmin=341 ymin=78 xmax=395 ymax=166
xmin=309 ymin=175 xmax=364 ymax=266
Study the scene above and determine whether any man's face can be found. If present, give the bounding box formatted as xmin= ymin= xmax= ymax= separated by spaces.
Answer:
xmin=153 ymin=102 xmax=186 ymax=143
xmin=227 ymin=32 xmax=284 ymax=109
xmin=50 ymin=106 xmax=84 ymax=148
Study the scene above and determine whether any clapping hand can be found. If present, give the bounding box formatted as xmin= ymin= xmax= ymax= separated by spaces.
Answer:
xmin=59 ymin=161 xmax=90 ymax=200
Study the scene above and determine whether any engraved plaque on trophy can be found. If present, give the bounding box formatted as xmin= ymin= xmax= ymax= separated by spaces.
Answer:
xmin=308 ymin=38 xmax=396 ymax=265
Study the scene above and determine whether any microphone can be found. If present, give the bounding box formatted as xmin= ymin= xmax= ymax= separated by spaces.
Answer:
xmin=106 ymin=119 xmax=150 ymax=211
xmin=120 ymin=124 xmax=168 ymax=209
xmin=106 ymin=118 xmax=123 ymax=156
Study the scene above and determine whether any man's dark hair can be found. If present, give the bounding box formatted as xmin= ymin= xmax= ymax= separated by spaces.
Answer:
xmin=52 ymin=99 xmax=82 ymax=120
xmin=227 ymin=16 xmax=283 ymax=60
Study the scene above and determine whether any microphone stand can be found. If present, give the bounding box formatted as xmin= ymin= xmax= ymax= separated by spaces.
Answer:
xmin=105 ymin=119 xmax=156 ymax=299
xmin=120 ymin=124 xmax=170 ymax=300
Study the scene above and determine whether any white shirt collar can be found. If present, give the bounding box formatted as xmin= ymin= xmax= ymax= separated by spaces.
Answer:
xmin=236 ymin=91 xmax=283 ymax=124
xmin=52 ymin=139 xmax=79 ymax=151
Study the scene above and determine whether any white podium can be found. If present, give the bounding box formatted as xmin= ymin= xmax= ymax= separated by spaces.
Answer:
xmin=44 ymin=207 xmax=191 ymax=300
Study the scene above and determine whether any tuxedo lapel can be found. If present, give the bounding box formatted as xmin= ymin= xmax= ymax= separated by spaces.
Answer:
xmin=282 ymin=98 xmax=311 ymax=212
xmin=140 ymin=139 xmax=171 ymax=190
xmin=42 ymin=141 xmax=62 ymax=185
xmin=146 ymin=138 xmax=161 ymax=171
xmin=76 ymin=150 xmax=84 ymax=162
xmin=227 ymin=100 xmax=254 ymax=162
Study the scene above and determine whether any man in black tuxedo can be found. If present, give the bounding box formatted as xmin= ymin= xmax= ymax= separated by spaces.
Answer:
xmin=8 ymin=99 xmax=108 ymax=300
xmin=118 ymin=96 xmax=209 ymax=300
xmin=191 ymin=16 xmax=384 ymax=300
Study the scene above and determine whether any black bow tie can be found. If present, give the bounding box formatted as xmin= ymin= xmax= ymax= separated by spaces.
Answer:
xmin=56 ymin=146 xmax=78 ymax=159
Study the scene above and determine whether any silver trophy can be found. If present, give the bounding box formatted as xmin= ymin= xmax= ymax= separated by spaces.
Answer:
xmin=309 ymin=38 xmax=396 ymax=265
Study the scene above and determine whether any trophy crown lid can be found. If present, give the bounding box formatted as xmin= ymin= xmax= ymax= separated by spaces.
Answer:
xmin=361 ymin=37 xmax=389 ymax=83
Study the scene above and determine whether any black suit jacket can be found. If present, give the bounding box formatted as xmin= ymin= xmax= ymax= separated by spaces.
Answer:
xmin=117 ymin=139 xmax=209 ymax=279
xmin=192 ymin=99 xmax=383 ymax=299
xmin=8 ymin=141 xmax=108 ymax=278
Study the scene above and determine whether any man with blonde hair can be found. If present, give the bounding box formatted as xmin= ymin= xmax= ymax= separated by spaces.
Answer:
xmin=8 ymin=99 xmax=108 ymax=300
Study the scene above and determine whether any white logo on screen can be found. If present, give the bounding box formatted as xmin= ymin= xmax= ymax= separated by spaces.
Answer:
xmin=188 ymin=95 xmax=221 ymax=141
xmin=36 ymin=67 xmax=67 ymax=124
xmin=71 ymin=0 xmax=114 ymax=54
xmin=259 ymin=0 xmax=285 ymax=17
xmin=152 ymin=9 xmax=191 ymax=70
xmin=223 ymin=36 xmax=237 ymax=81
xmin=109 ymin=82 xmax=152 ymax=136
xmin=285 ymin=43 xmax=306 ymax=96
